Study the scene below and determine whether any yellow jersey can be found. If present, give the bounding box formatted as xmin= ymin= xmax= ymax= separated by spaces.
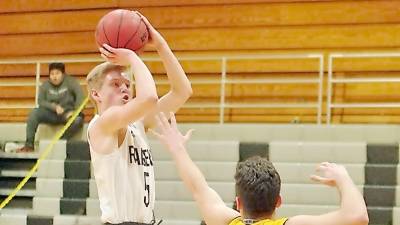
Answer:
xmin=228 ymin=217 xmax=288 ymax=225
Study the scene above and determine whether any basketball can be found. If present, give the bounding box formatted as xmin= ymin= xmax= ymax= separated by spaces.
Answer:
xmin=95 ymin=9 xmax=149 ymax=52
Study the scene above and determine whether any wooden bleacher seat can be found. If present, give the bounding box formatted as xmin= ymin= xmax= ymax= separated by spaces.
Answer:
xmin=1 ymin=0 xmax=400 ymax=123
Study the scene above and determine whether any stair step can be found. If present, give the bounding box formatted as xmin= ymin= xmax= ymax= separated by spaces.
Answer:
xmin=4 ymin=123 xmax=400 ymax=142
xmin=33 ymin=197 xmax=88 ymax=216
xmin=274 ymin=162 xmax=365 ymax=185
xmin=0 ymin=208 xmax=32 ymax=215
xmin=0 ymin=196 xmax=32 ymax=209
xmin=0 ymin=214 xmax=27 ymax=225
xmin=37 ymin=160 xmax=64 ymax=178
xmin=53 ymin=215 xmax=101 ymax=225
xmin=270 ymin=141 xmax=367 ymax=163
xmin=367 ymin=206 xmax=396 ymax=225
xmin=0 ymin=151 xmax=39 ymax=159
xmin=66 ymin=141 xmax=90 ymax=160
xmin=0 ymin=188 xmax=35 ymax=197
xmin=0 ymin=177 xmax=35 ymax=189
xmin=276 ymin=203 xmax=338 ymax=217
xmin=89 ymin=180 xmax=235 ymax=201
xmin=149 ymin=140 xmax=239 ymax=162
xmin=0 ymin=169 xmax=36 ymax=178
xmin=153 ymin=161 xmax=237 ymax=182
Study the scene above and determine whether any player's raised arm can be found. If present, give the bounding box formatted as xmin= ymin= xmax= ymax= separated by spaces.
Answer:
xmin=151 ymin=112 xmax=240 ymax=225
xmin=88 ymin=45 xmax=158 ymax=136
xmin=134 ymin=12 xmax=192 ymax=130
xmin=286 ymin=163 xmax=369 ymax=225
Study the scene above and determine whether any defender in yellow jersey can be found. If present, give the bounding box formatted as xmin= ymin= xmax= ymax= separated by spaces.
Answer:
xmin=151 ymin=112 xmax=369 ymax=225
xmin=229 ymin=217 xmax=287 ymax=225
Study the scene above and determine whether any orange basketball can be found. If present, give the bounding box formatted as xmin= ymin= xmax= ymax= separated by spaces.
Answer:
xmin=95 ymin=9 xmax=149 ymax=52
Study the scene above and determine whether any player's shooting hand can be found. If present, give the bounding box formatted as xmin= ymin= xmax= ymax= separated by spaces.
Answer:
xmin=134 ymin=11 xmax=165 ymax=49
xmin=99 ymin=44 xmax=138 ymax=66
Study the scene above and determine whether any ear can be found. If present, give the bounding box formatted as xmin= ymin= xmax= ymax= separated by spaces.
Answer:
xmin=275 ymin=195 xmax=282 ymax=208
xmin=235 ymin=196 xmax=241 ymax=211
xmin=91 ymin=89 xmax=101 ymax=103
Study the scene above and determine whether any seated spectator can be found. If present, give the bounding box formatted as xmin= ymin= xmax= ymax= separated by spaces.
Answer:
xmin=17 ymin=62 xmax=84 ymax=152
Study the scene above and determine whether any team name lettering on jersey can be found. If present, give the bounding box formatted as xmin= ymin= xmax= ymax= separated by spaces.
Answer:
xmin=128 ymin=146 xmax=153 ymax=167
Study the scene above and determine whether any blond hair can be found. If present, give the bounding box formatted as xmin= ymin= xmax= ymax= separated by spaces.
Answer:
xmin=86 ymin=62 xmax=127 ymax=111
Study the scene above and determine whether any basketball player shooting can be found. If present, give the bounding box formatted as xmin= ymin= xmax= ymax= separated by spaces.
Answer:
xmin=86 ymin=11 xmax=192 ymax=225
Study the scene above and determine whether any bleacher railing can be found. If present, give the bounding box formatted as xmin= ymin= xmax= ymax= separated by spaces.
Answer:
xmin=0 ymin=53 xmax=324 ymax=124
xmin=327 ymin=52 xmax=400 ymax=124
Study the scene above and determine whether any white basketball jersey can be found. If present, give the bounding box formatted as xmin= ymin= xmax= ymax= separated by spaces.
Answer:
xmin=87 ymin=115 xmax=155 ymax=224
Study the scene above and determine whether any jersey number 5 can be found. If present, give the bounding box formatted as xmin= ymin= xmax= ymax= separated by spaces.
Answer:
xmin=144 ymin=172 xmax=150 ymax=207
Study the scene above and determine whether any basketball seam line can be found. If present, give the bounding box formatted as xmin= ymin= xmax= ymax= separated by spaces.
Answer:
xmin=102 ymin=21 xmax=112 ymax=47
xmin=116 ymin=10 xmax=124 ymax=48
xmin=124 ymin=18 xmax=145 ymax=50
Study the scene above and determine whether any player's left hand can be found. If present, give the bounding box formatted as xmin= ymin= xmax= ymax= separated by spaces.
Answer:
xmin=149 ymin=112 xmax=193 ymax=153
xmin=99 ymin=44 xmax=138 ymax=66
xmin=134 ymin=11 xmax=166 ymax=49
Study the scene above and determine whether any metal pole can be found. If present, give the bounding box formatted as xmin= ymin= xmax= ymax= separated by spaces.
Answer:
xmin=327 ymin=55 xmax=333 ymax=124
xmin=317 ymin=55 xmax=323 ymax=124
xmin=219 ymin=58 xmax=227 ymax=124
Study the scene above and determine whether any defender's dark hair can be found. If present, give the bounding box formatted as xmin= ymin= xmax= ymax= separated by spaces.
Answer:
xmin=234 ymin=156 xmax=281 ymax=218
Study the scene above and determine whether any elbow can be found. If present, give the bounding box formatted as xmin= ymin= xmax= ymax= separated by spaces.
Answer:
xmin=171 ymin=80 xmax=193 ymax=99
xmin=141 ymin=95 xmax=158 ymax=110
xmin=347 ymin=212 xmax=369 ymax=225
xmin=357 ymin=213 xmax=369 ymax=225
xmin=186 ymin=85 xmax=193 ymax=99
xmin=192 ymin=185 xmax=209 ymax=202
xmin=178 ymin=84 xmax=193 ymax=100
